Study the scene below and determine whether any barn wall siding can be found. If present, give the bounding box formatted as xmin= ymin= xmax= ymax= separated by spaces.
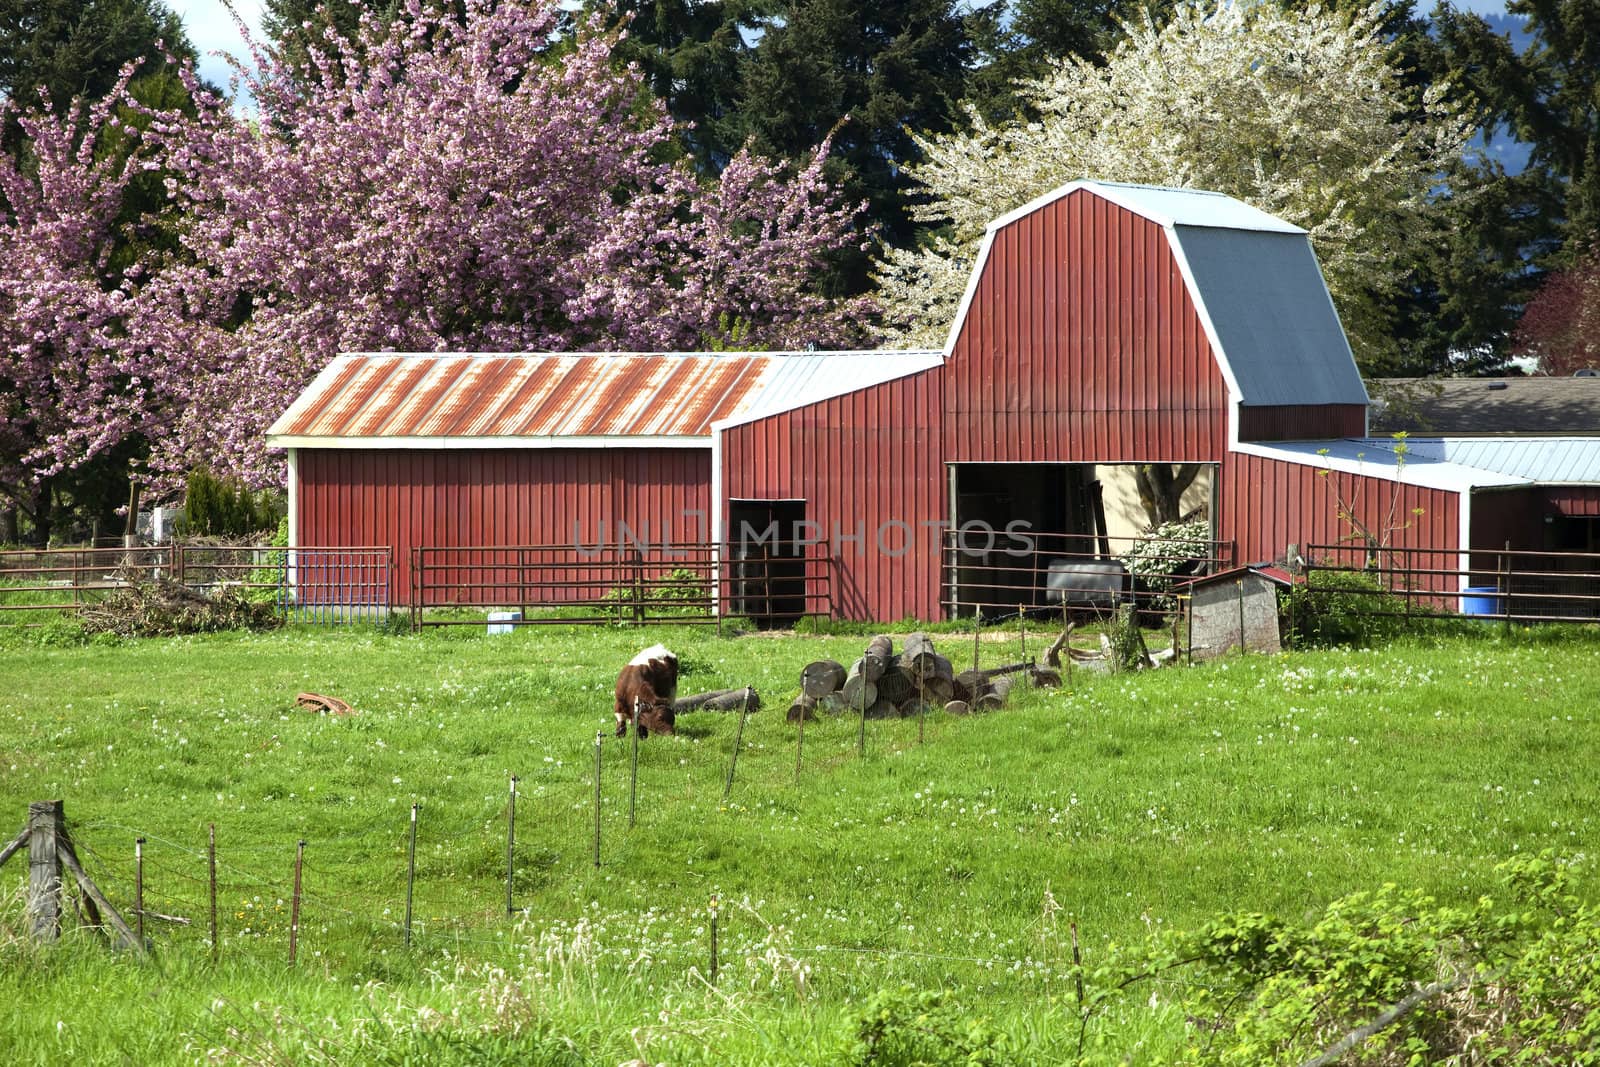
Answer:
xmin=1221 ymin=452 xmax=1461 ymax=566
xmin=1547 ymin=486 xmax=1600 ymax=517
xmin=722 ymin=369 xmax=947 ymax=622
xmin=944 ymin=191 xmax=1231 ymax=464
xmin=297 ymin=448 xmax=711 ymax=600
xmin=1237 ymin=405 xmax=1367 ymax=441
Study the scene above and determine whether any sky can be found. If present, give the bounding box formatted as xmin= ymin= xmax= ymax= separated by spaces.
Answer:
xmin=168 ymin=0 xmax=264 ymax=99
xmin=167 ymin=0 xmax=1518 ymax=110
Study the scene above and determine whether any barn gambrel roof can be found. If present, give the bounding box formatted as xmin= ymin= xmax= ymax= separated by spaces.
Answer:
xmin=944 ymin=180 xmax=1370 ymax=411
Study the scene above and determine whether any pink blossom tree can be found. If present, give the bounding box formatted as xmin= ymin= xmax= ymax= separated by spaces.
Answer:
xmin=0 ymin=84 xmax=158 ymax=542
xmin=129 ymin=0 xmax=875 ymax=487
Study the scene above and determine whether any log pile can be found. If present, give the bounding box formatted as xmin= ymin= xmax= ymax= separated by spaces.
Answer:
xmin=787 ymin=632 xmax=1060 ymax=722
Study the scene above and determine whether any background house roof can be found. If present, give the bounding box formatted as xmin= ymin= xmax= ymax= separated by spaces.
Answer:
xmin=1239 ymin=435 xmax=1600 ymax=492
xmin=1369 ymin=377 xmax=1600 ymax=435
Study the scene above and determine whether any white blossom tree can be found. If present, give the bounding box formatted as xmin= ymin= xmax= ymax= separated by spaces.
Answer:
xmin=876 ymin=0 xmax=1475 ymax=367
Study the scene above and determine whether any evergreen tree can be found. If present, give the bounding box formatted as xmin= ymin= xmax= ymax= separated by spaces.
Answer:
xmin=0 ymin=0 xmax=195 ymax=142
xmin=1434 ymin=0 xmax=1600 ymax=249
xmin=730 ymin=0 xmax=977 ymax=290
xmin=262 ymin=0 xmax=400 ymax=88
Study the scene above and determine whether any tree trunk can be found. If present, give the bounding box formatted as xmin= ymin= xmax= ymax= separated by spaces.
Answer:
xmin=1134 ymin=463 xmax=1203 ymax=528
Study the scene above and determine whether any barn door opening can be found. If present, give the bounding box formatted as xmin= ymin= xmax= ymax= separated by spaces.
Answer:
xmin=727 ymin=499 xmax=807 ymax=628
xmin=945 ymin=464 xmax=1107 ymax=619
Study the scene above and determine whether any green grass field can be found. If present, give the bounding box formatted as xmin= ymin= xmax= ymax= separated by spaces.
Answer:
xmin=1 ymin=620 xmax=1597 ymax=1064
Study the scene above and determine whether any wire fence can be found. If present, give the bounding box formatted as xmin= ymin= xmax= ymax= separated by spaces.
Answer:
xmin=408 ymin=542 xmax=834 ymax=630
xmin=5 ymin=651 xmax=1053 ymax=974
xmin=1301 ymin=542 xmax=1600 ymax=627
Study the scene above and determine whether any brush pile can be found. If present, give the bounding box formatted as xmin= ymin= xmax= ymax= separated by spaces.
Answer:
xmin=77 ymin=573 xmax=282 ymax=637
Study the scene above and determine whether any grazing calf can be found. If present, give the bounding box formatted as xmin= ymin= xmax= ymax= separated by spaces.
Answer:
xmin=614 ymin=643 xmax=679 ymax=738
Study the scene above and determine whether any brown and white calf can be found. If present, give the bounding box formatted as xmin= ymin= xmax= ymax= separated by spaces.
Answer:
xmin=614 ymin=643 xmax=678 ymax=738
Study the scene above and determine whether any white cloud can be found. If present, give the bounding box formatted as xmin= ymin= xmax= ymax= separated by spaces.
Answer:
xmin=168 ymin=0 xmax=265 ymax=102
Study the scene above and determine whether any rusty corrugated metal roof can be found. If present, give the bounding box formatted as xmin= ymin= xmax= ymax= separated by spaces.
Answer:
xmin=266 ymin=351 xmax=940 ymax=445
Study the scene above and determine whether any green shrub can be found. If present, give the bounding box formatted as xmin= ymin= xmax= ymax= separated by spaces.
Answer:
xmin=1281 ymin=569 xmax=1408 ymax=647
xmin=844 ymin=985 xmax=1017 ymax=1066
xmin=1090 ymin=853 xmax=1600 ymax=1065
xmin=184 ymin=469 xmax=279 ymax=538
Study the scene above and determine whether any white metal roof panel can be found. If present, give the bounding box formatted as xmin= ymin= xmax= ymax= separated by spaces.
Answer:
xmin=985 ymin=179 xmax=1306 ymax=237
xmin=1236 ymin=436 xmax=1600 ymax=492
xmin=713 ymin=350 xmax=945 ymax=429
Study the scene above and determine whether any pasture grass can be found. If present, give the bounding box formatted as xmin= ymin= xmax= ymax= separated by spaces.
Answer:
xmin=0 ymin=620 xmax=1597 ymax=1063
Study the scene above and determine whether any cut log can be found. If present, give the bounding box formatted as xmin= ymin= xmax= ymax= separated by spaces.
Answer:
xmin=786 ymin=694 xmax=817 ymax=723
xmin=296 ymin=692 xmax=354 ymax=716
xmin=862 ymin=635 xmax=894 ymax=681
xmin=864 ymin=697 xmax=898 ymax=720
xmin=944 ymin=700 xmax=971 ymax=716
xmin=900 ymin=632 xmax=940 ymax=681
xmin=973 ymin=690 xmax=1004 ymax=712
xmin=876 ymin=665 xmax=916 ymax=705
xmin=897 ymin=696 xmax=938 ymax=718
xmin=841 ymin=660 xmax=877 ymax=710
xmin=953 ymin=670 xmax=985 ymax=703
xmin=800 ymin=660 xmax=846 ymax=698
xmin=818 ymin=692 xmax=847 ymax=714
xmin=674 ymin=687 xmax=760 ymax=713
xmin=990 ymin=675 xmax=1019 ymax=705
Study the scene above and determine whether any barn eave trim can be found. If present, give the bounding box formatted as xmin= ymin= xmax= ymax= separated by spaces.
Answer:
xmin=264 ymin=434 xmax=711 ymax=451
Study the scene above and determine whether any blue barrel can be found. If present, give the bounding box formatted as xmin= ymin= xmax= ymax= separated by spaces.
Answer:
xmin=1460 ymin=586 xmax=1501 ymax=616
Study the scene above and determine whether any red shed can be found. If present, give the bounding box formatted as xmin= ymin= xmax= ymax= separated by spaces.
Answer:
xmin=265 ymin=350 xmax=938 ymax=603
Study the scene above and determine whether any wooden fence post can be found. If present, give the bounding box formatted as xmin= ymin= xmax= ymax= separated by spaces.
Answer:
xmin=26 ymin=801 xmax=62 ymax=941
xmin=0 ymin=801 xmax=143 ymax=954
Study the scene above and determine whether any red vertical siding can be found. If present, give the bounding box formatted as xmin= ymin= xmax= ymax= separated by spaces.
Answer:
xmin=721 ymin=369 xmax=947 ymax=621
xmin=944 ymin=191 xmax=1232 ymax=464
xmin=1237 ymin=405 xmax=1367 ymax=441
xmin=296 ymin=448 xmax=710 ymax=600
xmin=1547 ymin=486 xmax=1600 ymax=517
xmin=1220 ymin=451 xmax=1460 ymax=565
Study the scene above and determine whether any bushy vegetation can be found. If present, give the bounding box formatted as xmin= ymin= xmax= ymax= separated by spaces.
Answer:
xmin=182 ymin=469 xmax=279 ymax=539
xmin=1 ymin=625 xmax=1598 ymax=1063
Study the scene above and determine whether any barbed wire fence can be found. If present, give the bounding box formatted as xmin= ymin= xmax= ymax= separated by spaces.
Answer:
xmin=3 ymin=695 xmax=1070 ymax=990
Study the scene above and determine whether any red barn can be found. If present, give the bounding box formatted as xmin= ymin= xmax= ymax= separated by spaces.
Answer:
xmin=269 ymin=181 xmax=1600 ymax=620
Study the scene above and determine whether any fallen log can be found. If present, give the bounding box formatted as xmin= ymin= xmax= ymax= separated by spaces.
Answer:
xmin=674 ymin=687 xmax=760 ymax=713
xmin=944 ymin=700 xmax=971 ymax=716
xmin=1043 ymin=622 xmax=1075 ymax=669
xmin=800 ymin=660 xmax=846 ymax=698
